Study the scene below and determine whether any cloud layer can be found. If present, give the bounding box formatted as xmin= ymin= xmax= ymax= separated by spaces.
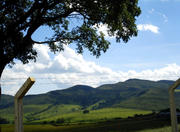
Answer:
xmin=1 ymin=45 xmax=180 ymax=95
xmin=137 ymin=24 xmax=159 ymax=34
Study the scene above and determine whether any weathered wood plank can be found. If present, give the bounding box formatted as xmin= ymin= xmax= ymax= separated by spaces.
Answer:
xmin=15 ymin=77 xmax=35 ymax=99
xmin=169 ymin=78 xmax=180 ymax=132
xmin=14 ymin=77 xmax=35 ymax=132
xmin=15 ymin=99 xmax=23 ymax=132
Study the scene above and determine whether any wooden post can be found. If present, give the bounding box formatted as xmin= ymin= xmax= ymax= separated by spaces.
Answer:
xmin=14 ymin=77 xmax=35 ymax=132
xmin=169 ymin=78 xmax=180 ymax=132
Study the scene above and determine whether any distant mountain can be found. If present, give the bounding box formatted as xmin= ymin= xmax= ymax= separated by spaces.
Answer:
xmin=0 ymin=94 xmax=14 ymax=109
xmin=1 ymin=79 xmax=180 ymax=111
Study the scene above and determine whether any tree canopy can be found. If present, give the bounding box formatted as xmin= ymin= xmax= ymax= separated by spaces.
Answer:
xmin=0 ymin=0 xmax=141 ymax=93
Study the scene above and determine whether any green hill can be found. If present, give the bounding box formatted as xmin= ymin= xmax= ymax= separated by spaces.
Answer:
xmin=1 ymin=79 xmax=180 ymax=123
xmin=1 ymin=79 xmax=179 ymax=109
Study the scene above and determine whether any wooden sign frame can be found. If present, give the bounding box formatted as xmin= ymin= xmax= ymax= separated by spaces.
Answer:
xmin=14 ymin=77 xmax=35 ymax=132
xmin=169 ymin=78 xmax=180 ymax=132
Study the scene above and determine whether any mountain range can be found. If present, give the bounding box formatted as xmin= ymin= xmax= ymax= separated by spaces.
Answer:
xmin=1 ymin=79 xmax=180 ymax=111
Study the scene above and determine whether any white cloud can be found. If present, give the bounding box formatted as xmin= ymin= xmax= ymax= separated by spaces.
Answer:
xmin=94 ymin=24 xmax=118 ymax=39
xmin=34 ymin=45 xmax=51 ymax=63
xmin=156 ymin=11 xmax=168 ymax=23
xmin=94 ymin=24 xmax=111 ymax=38
xmin=148 ymin=8 xmax=155 ymax=14
xmin=1 ymin=45 xmax=180 ymax=95
xmin=137 ymin=24 xmax=159 ymax=34
xmin=162 ymin=14 xmax=168 ymax=23
xmin=148 ymin=9 xmax=168 ymax=23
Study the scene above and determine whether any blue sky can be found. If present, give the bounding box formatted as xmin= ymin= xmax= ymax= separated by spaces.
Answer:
xmin=83 ymin=0 xmax=180 ymax=71
xmin=2 ymin=0 xmax=180 ymax=95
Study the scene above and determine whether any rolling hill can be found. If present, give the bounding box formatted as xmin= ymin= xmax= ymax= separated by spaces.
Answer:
xmin=1 ymin=79 xmax=179 ymax=109
xmin=1 ymin=79 xmax=180 ymax=123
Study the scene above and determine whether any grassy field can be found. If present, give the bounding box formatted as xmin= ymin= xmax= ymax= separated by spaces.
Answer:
xmin=0 ymin=105 xmax=151 ymax=123
xmin=1 ymin=105 xmax=172 ymax=131
xmin=32 ymin=107 xmax=151 ymax=124
xmin=0 ymin=120 xmax=177 ymax=132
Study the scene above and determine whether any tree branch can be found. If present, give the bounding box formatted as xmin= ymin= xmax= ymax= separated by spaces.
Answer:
xmin=25 ymin=8 xmax=75 ymax=39
xmin=32 ymin=35 xmax=81 ymax=45
xmin=15 ymin=1 xmax=40 ymax=29
xmin=42 ymin=8 xmax=75 ymax=22
xmin=16 ymin=1 xmax=50 ymax=32
xmin=32 ymin=40 xmax=57 ymax=44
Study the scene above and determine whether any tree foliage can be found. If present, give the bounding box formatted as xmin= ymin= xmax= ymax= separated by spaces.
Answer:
xmin=0 ymin=0 xmax=141 ymax=97
xmin=0 ymin=0 xmax=140 ymax=69
xmin=0 ymin=117 xmax=9 ymax=124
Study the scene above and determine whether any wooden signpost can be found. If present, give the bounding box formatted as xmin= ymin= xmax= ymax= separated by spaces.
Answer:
xmin=169 ymin=78 xmax=180 ymax=132
xmin=14 ymin=77 xmax=35 ymax=132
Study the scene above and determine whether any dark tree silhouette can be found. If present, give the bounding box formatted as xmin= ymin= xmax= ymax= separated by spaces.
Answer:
xmin=0 ymin=0 xmax=141 ymax=97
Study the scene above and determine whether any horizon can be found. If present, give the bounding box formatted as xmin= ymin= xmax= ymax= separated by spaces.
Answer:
xmin=2 ymin=78 xmax=175 ymax=96
xmin=2 ymin=0 xmax=180 ymax=95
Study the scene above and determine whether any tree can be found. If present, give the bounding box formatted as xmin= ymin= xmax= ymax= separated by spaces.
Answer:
xmin=56 ymin=118 xmax=65 ymax=124
xmin=0 ymin=0 xmax=141 ymax=96
xmin=83 ymin=109 xmax=90 ymax=114
xmin=0 ymin=117 xmax=9 ymax=124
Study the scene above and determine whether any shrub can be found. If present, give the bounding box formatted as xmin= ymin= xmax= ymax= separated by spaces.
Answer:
xmin=49 ymin=120 xmax=55 ymax=124
xmin=0 ymin=117 xmax=9 ymax=124
xmin=42 ymin=121 xmax=47 ymax=124
xmin=56 ymin=118 xmax=65 ymax=124
xmin=83 ymin=110 xmax=89 ymax=114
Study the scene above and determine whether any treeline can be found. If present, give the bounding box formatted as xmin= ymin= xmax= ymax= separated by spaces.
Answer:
xmin=0 ymin=117 xmax=9 ymax=124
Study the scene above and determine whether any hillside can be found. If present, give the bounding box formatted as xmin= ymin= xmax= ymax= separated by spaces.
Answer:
xmin=1 ymin=79 xmax=180 ymax=123
xmin=1 ymin=79 xmax=179 ymax=110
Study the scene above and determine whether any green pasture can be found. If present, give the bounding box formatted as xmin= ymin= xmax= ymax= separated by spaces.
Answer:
xmin=37 ymin=107 xmax=151 ymax=123
xmin=0 ymin=104 xmax=151 ymax=123
xmin=1 ymin=122 xmax=178 ymax=132
xmin=31 ymin=104 xmax=81 ymax=121
xmin=175 ymin=89 xmax=180 ymax=92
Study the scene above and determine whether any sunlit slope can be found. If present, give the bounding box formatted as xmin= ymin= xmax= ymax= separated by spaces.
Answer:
xmin=1 ymin=79 xmax=180 ymax=122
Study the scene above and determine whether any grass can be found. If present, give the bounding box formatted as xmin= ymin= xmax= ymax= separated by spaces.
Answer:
xmin=38 ymin=107 xmax=151 ymax=123
xmin=0 ymin=106 xmax=14 ymax=121
xmin=2 ymin=105 xmax=168 ymax=132
xmin=138 ymin=126 xmax=172 ymax=132
xmin=175 ymin=89 xmax=180 ymax=92
xmin=0 ymin=104 xmax=51 ymax=122
xmin=1 ymin=121 xmax=179 ymax=132
xmin=0 ymin=104 xmax=151 ymax=124
xmin=31 ymin=104 xmax=81 ymax=120
xmin=24 ymin=104 xmax=50 ymax=113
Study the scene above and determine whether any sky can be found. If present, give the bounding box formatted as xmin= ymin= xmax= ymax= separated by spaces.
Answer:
xmin=2 ymin=0 xmax=180 ymax=95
